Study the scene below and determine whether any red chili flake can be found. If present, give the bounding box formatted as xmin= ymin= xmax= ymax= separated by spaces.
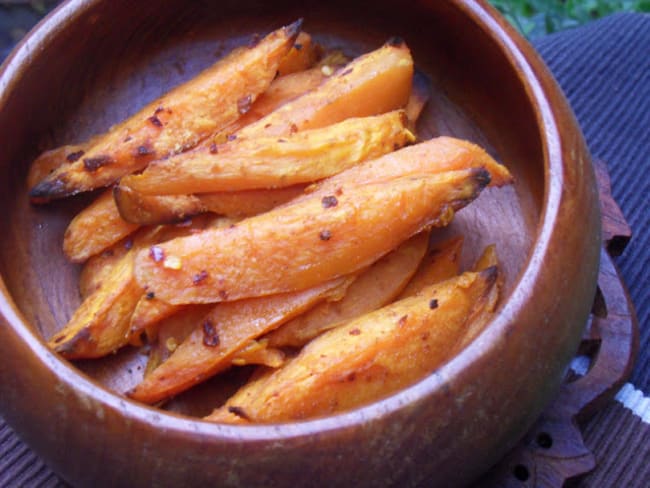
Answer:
xmin=321 ymin=195 xmax=338 ymax=208
xmin=349 ymin=328 xmax=361 ymax=336
xmin=398 ymin=315 xmax=408 ymax=326
xmin=101 ymin=249 xmax=114 ymax=257
xmin=192 ymin=270 xmax=209 ymax=285
xmin=149 ymin=246 xmax=165 ymax=262
xmin=346 ymin=372 xmax=356 ymax=382
xmin=209 ymin=143 xmax=218 ymax=154
xmin=228 ymin=406 xmax=251 ymax=420
xmin=83 ymin=155 xmax=112 ymax=172
xmin=148 ymin=115 xmax=163 ymax=127
xmin=146 ymin=291 xmax=155 ymax=300
xmin=277 ymin=138 xmax=287 ymax=143
xmin=202 ymin=319 xmax=220 ymax=347
xmin=66 ymin=150 xmax=84 ymax=162
xmin=218 ymin=290 xmax=229 ymax=300
xmin=335 ymin=187 xmax=343 ymax=196
xmin=154 ymin=106 xmax=165 ymax=115
xmin=319 ymin=230 xmax=332 ymax=241
xmin=123 ymin=135 xmax=133 ymax=143
xmin=289 ymin=123 xmax=298 ymax=134
xmin=237 ymin=95 xmax=253 ymax=115
xmin=429 ymin=299 xmax=439 ymax=310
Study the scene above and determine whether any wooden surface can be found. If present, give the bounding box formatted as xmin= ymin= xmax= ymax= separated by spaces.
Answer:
xmin=477 ymin=158 xmax=638 ymax=487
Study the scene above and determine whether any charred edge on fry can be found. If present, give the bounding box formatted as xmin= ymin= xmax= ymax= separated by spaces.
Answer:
xmin=83 ymin=155 xmax=113 ymax=172
xmin=228 ymin=406 xmax=251 ymax=421
xmin=386 ymin=36 xmax=405 ymax=47
xmin=209 ymin=143 xmax=218 ymax=154
xmin=319 ymin=230 xmax=332 ymax=241
xmin=145 ymin=291 xmax=155 ymax=300
xmin=53 ymin=327 xmax=92 ymax=355
xmin=148 ymin=115 xmax=163 ymax=128
xmin=66 ymin=150 xmax=85 ymax=162
xmin=135 ymin=144 xmax=155 ymax=157
xmin=285 ymin=18 xmax=304 ymax=39
xmin=29 ymin=177 xmax=70 ymax=202
xmin=429 ymin=299 xmax=439 ymax=309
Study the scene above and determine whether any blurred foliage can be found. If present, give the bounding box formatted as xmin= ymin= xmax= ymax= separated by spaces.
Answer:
xmin=489 ymin=0 xmax=650 ymax=38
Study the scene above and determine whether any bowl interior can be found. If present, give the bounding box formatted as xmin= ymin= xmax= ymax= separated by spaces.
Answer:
xmin=0 ymin=0 xmax=544 ymax=418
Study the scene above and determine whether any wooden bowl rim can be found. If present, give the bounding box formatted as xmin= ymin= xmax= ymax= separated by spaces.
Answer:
xmin=0 ymin=0 xmax=575 ymax=441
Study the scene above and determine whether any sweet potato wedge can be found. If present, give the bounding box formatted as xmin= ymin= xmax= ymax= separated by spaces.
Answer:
xmin=48 ymin=251 xmax=142 ymax=359
xmin=236 ymin=38 xmax=414 ymax=138
xmin=276 ymin=31 xmax=323 ymax=76
xmin=207 ymin=267 xmax=499 ymax=423
xmin=265 ymin=231 xmax=429 ymax=348
xmin=63 ymin=189 xmax=140 ymax=263
xmin=50 ymin=219 xmax=214 ymax=358
xmin=78 ymin=235 xmax=134 ymax=298
xmin=397 ymin=235 xmax=464 ymax=298
xmin=29 ymin=21 xmax=302 ymax=202
xmin=129 ymin=276 xmax=353 ymax=404
xmin=114 ymin=185 xmax=306 ymax=225
xmin=134 ymin=168 xmax=491 ymax=305
xmin=119 ymin=110 xmax=414 ymax=195
xmin=300 ymin=136 xmax=513 ymax=201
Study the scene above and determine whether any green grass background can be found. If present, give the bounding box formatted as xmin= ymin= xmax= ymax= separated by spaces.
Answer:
xmin=488 ymin=0 xmax=650 ymax=38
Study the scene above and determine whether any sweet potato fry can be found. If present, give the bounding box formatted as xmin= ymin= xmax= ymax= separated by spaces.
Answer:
xmin=50 ymin=219 xmax=215 ymax=358
xmin=134 ymin=168 xmax=490 ymax=305
xmin=114 ymin=185 xmax=306 ymax=225
xmin=119 ymin=110 xmax=414 ymax=195
xmin=265 ymin=231 xmax=429 ymax=348
xmin=235 ymin=38 xmax=414 ymax=138
xmin=197 ymin=185 xmax=306 ymax=218
xmin=29 ymin=21 xmax=302 ymax=202
xmin=206 ymin=267 xmax=499 ymax=423
xmin=397 ymin=235 xmax=464 ymax=298
xmin=474 ymin=243 xmax=498 ymax=272
xmin=48 ymin=252 xmax=142 ymax=359
xmin=301 ymin=136 xmax=513 ymax=201
xmin=63 ymin=189 xmax=140 ymax=263
xmin=26 ymin=137 xmax=100 ymax=189
xmin=78 ymin=236 xmax=133 ymax=298
xmin=129 ymin=276 xmax=353 ymax=404
xmin=276 ymin=31 xmax=323 ymax=76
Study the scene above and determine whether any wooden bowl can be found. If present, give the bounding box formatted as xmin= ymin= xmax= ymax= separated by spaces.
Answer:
xmin=0 ymin=0 xmax=600 ymax=486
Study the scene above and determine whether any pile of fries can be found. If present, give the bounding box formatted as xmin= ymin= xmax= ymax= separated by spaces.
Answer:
xmin=29 ymin=20 xmax=514 ymax=423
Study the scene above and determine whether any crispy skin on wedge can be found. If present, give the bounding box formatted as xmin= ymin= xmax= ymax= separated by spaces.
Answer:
xmin=29 ymin=21 xmax=302 ymax=202
xmin=276 ymin=31 xmax=323 ymax=76
xmin=129 ymin=277 xmax=353 ymax=404
xmin=266 ymin=231 xmax=429 ymax=348
xmin=114 ymin=185 xmax=306 ymax=225
xmin=119 ymin=111 xmax=413 ymax=195
xmin=236 ymin=39 xmax=414 ymax=138
xmin=207 ymin=267 xmax=499 ymax=423
xmin=134 ymin=168 xmax=490 ymax=305
xmin=63 ymin=189 xmax=140 ymax=263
